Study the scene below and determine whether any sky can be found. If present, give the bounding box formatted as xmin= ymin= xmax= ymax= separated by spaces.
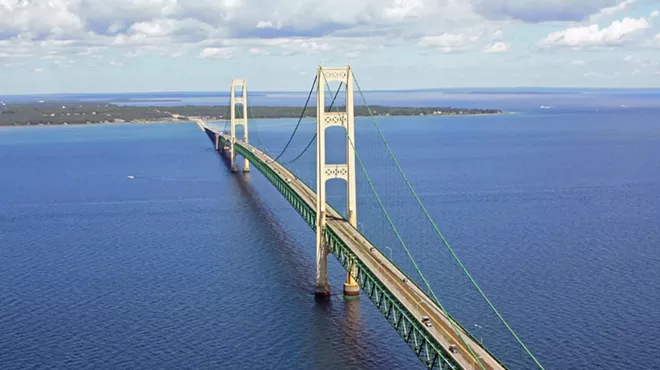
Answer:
xmin=0 ymin=0 xmax=659 ymax=94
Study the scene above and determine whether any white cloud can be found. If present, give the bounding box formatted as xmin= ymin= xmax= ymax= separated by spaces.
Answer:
xmin=0 ymin=0 xmax=83 ymax=38
xmin=0 ymin=0 xmax=483 ymax=63
xmin=278 ymin=39 xmax=332 ymax=54
xmin=419 ymin=32 xmax=482 ymax=52
xmin=572 ymin=60 xmax=586 ymax=65
xmin=382 ymin=0 xmax=424 ymax=21
xmin=623 ymin=54 xmax=659 ymax=66
xmin=589 ymin=0 xmax=636 ymax=22
xmin=0 ymin=0 xmax=655 ymax=90
xmin=34 ymin=68 xmax=44 ymax=73
xmin=248 ymin=47 xmax=270 ymax=55
xmin=484 ymin=42 xmax=509 ymax=52
xmin=256 ymin=20 xmax=281 ymax=29
xmin=199 ymin=47 xmax=233 ymax=59
xmin=651 ymin=10 xmax=659 ymax=18
xmin=539 ymin=16 xmax=650 ymax=48
xmin=584 ymin=71 xmax=613 ymax=78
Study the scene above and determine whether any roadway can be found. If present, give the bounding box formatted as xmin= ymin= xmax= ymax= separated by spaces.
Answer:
xmin=207 ymin=126 xmax=505 ymax=370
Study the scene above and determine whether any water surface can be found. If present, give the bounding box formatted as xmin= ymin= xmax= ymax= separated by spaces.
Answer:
xmin=1 ymin=109 xmax=659 ymax=369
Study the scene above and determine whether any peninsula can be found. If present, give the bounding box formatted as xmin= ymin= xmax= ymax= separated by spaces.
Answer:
xmin=0 ymin=101 xmax=503 ymax=126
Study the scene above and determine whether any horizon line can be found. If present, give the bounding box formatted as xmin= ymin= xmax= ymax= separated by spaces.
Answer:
xmin=2 ymin=86 xmax=660 ymax=97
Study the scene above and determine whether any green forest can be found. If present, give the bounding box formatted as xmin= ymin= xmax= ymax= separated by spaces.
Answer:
xmin=0 ymin=101 xmax=502 ymax=126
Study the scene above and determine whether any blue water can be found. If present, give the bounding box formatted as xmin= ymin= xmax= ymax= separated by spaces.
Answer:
xmin=1 ymin=108 xmax=659 ymax=369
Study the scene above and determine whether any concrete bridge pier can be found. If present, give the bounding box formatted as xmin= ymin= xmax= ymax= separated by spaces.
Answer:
xmin=315 ymin=205 xmax=331 ymax=297
xmin=344 ymin=265 xmax=360 ymax=297
xmin=231 ymin=143 xmax=238 ymax=173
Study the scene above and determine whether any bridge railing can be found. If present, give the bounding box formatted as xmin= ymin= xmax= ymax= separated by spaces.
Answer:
xmin=230 ymin=135 xmax=505 ymax=367
xmin=211 ymin=132 xmax=499 ymax=370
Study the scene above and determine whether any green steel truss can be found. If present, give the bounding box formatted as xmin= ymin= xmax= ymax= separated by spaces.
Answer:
xmin=205 ymin=130 xmax=473 ymax=370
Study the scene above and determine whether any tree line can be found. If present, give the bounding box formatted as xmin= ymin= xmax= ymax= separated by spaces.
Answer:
xmin=0 ymin=101 xmax=502 ymax=126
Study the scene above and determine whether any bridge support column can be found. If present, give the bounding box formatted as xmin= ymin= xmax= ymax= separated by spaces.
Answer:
xmin=315 ymin=208 xmax=331 ymax=297
xmin=344 ymin=258 xmax=359 ymax=297
xmin=215 ymin=133 xmax=220 ymax=151
xmin=315 ymin=65 xmax=359 ymax=298
xmin=230 ymin=138 xmax=238 ymax=172
xmin=230 ymin=78 xmax=249 ymax=173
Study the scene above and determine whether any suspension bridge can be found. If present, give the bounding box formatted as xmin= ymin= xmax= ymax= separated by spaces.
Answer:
xmin=194 ymin=66 xmax=545 ymax=370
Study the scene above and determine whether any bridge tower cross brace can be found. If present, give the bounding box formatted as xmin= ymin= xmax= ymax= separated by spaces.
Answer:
xmin=315 ymin=65 xmax=359 ymax=297
xmin=230 ymin=79 xmax=249 ymax=173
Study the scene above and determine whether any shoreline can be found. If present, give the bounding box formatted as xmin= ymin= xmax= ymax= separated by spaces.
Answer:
xmin=0 ymin=103 xmax=505 ymax=127
xmin=0 ymin=112 xmax=510 ymax=129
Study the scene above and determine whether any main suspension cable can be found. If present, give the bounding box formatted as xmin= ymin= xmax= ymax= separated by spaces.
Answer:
xmin=248 ymin=105 xmax=270 ymax=155
xmin=222 ymin=102 xmax=230 ymax=134
xmin=351 ymin=71 xmax=545 ymax=370
xmin=266 ymin=75 xmax=317 ymax=164
xmin=319 ymin=67 xmax=487 ymax=370
xmin=282 ymin=82 xmax=343 ymax=164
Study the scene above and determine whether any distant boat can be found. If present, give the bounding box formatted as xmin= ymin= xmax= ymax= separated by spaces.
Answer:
xmin=540 ymin=106 xmax=551 ymax=109
xmin=127 ymin=176 xmax=135 ymax=179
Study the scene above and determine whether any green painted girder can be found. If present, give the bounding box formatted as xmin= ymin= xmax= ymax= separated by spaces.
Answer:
xmin=204 ymin=129 xmax=497 ymax=370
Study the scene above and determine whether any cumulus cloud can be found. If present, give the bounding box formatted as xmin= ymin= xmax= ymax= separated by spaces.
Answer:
xmin=0 ymin=0 xmax=83 ymax=38
xmin=0 ymin=0 xmax=655 ymax=72
xmin=257 ymin=38 xmax=333 ymax=55
xmin=584 ymin=71 xmax=613 ymax=78
xmin=248 ymin=47 xmax=270 ymax=55
xmin=623 ymin=54 xmax=659 ymax=66
xmin=256 ymin=20 xmax=281 ymax=29
xmin=588 ymin=0 xmax=636 ymax=22
xmin=0 ymin=0 xmax=480 ymax=62
xmin=419 ymin=32 xmax=483 ymax=52
xmin=484 ymin=42 xmax=509 ymax=52
xmin=199 ymin=47 xmax=233 ymax=59
xmin=538 ymin=16 xmax=650 ymax=48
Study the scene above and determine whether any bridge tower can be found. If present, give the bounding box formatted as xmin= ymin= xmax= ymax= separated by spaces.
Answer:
xmin=230 ymin=79 xmax=249 ymax=173
xmin=315 ymin=65 xmax=359 ymax=297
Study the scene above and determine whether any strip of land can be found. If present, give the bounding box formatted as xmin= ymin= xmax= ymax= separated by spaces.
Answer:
xmin=0 ymin=101 xmax=503 ymax=126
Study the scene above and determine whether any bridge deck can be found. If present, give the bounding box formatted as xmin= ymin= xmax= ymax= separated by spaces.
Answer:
xmin=202 ymin=123 xmax=505 ymax=370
